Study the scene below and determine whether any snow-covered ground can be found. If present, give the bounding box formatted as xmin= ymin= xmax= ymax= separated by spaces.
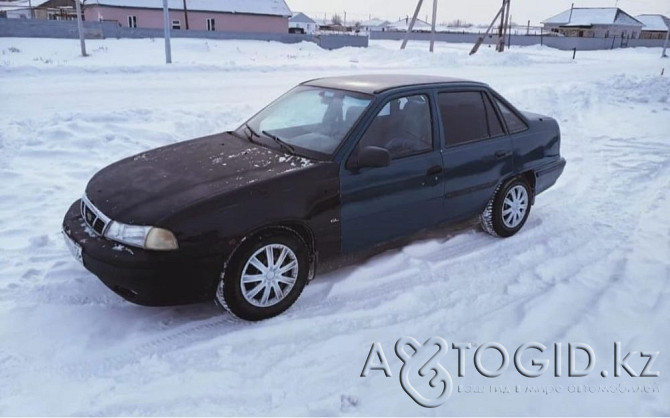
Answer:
xmin=0 ymin=38 xmax=669 ymax=416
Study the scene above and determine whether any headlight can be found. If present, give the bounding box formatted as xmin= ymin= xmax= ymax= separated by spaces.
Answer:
xmin=145 ymin=227 xmax=179 ymax=251
xmin=104 ymin=222 xmax=178 ymax=251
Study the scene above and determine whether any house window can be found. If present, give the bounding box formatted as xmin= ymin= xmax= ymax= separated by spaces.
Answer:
xmin=127 ymin=15 xmax=137 ymax=28
xmin=207 ymin=18 xmax=215 ymax=31
xmin=172 ymin=20 xmax=181 ymax=30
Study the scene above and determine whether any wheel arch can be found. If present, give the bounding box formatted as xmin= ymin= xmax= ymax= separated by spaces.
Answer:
xmin=224 ymin=221 xmax=317 ymax=282
xmin=497 ymin=170 xmax=536 ymax=205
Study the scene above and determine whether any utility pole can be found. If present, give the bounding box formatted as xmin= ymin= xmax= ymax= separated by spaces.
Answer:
xmin=74 ymin=0 xmax=87 ymax=56
xmin=162 ymin=0 xmax=172 ymax=64
xmin=401 ymin=0 xmax=424 ymax=49
xmin=429 ymin=0 xmax=438 ymax=52
xmin=662 ymin=28 xmax=669 ymax=58
xmin=568 ymin=3 xmax=574 ymax=23
xmin=28 ymin=0 xmax=34 ymax=19
xmin=496 ymin=0 xmax=507 ymax=52
xmin=508 ymin=15 xmax=512 ymax=46
xmin=470 ymin=0 xmax=510 ymax=55
xmin=182 ymin=0 xmax=189 ymax=30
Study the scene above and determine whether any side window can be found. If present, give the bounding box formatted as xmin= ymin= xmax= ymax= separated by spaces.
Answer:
xmin=357 ymin=94 xmax=433 ymax=160
xmin=494 ymin=97 xmax=528 ymax=133
xmin=438 ymin=92 xmax=490 ymax=145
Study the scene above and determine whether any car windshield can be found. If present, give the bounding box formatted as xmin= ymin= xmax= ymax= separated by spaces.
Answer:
xmin=240 ymin=86 xmax=373 ymax=158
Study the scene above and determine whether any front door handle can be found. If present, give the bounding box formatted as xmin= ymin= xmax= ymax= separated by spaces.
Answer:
xmin=427 ymin=165 xmax=443 ymax=176
xmin=495 ymin=150 xmax=511 ymax=160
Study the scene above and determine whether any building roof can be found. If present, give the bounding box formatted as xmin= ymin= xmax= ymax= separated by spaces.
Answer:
xmin=542 ymin=7 xmax=643 ymax=27
xmin=290 ymin=12 xmax=315 ymax=24
xmin=385 ymin=18 xmax=432 ymax=31
xmin=0 ymin=0 xmax=51 ymax=10
xmin=359 ymin=18 xmax=389 ymax=27
xmin=86 ymin=0 xmax=292 ymax=17
xmin=302 ymin=74 xmax=478 ymax=95
xmin=636 ymin=14 xmax=670 ymax=32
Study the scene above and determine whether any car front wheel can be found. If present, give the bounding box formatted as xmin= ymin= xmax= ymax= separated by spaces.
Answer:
xmin=216 ymin=232 xmax=309 ymax=321
xmin=480 ymin=177 xmax=532 ymax=238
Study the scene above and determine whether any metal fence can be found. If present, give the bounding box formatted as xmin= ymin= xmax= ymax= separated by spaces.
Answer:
xmin=0 ymin=18 xmax=368 ymax=50
xmin=371 ymin=30 xmax=667 ymax=51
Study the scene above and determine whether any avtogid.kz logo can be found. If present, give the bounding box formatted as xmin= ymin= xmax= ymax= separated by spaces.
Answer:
xmin=360 ymin=338 xmax=660 ymax=408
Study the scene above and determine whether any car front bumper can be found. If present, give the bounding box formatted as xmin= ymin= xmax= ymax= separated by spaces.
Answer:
xmin=62 ymin=200 xmax=222 ymax=306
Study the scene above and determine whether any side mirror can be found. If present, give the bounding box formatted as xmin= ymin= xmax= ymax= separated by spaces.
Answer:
xmin=356 ymin=146 xmax=391 ymax=169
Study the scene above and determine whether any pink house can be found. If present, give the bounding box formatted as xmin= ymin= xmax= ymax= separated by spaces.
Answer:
xmin=84 ymin=0 xmax=292 ymax=33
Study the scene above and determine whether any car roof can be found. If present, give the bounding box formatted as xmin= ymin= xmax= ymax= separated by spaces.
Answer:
xmin=302 ymin=74 xmax=483 ymax=95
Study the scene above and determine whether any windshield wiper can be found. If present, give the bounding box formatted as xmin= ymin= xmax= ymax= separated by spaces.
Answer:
xmin=262 ymin=130 xmax=296 ymax=155
xmin=243 ymin=123 xmax=261 ymax=144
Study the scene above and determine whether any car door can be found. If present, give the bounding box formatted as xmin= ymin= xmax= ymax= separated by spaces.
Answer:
xmin=437 ymin=89 xmax=515 ymax=221
xmin=340 ymin=92 xmax=445 ymax=253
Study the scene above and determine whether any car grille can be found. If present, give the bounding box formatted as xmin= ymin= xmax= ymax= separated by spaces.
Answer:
xmin=80 ymin=196 xmax=111 ymax=236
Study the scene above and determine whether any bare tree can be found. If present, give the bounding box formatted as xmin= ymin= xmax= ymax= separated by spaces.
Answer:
xmin=331 ymin=14 xmax=342 ymax=26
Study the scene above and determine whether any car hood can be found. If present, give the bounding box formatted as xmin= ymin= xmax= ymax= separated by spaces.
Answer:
xmin=85 ymin=132 xmax=317 ymax=224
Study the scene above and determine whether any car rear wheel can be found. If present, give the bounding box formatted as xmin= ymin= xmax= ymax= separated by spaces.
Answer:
xmin=480 ymin=177 xmax=532 ymax=237
xmin=216 ymin=232 xmax=309 ymax=321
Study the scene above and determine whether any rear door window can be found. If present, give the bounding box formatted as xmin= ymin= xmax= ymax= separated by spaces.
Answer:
xmin=438 ymin=91 xmax=495 ymax=146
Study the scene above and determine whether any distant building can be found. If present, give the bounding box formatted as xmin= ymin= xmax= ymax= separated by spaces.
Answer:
xmin=0 ymin=0 xmax=79 ymax=20
xmin=636 ymin=14 xmax=670 ymax=39
xmin=0 ymin=0 xmax=32 ymax=18
xmin=385 ymin=17 xmax=432 ymax=32
xmin=542 ymin=7 xmax=643 ymax=39
xmin=37 ymin=0 xmax=79 ymax=20
xmin=83 ymin=0 xmax=292 ymax=33
xmin=289 ymin=12 xmax=315 ymax=34
xmin=359 ymin=18 xmax=389 ymax=32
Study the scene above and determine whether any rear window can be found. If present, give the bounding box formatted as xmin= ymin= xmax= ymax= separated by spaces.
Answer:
xmin=494 ymin=97 xmax=528 ymax=133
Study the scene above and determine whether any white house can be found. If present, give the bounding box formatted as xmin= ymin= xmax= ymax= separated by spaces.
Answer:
xmin=385 ymin=17 xmax=432 ymax=32
xmin=542 ymin=7 xmax=643 ymax=39
xmin=289 ymin=12 xmax=315 ymax=34
xmin=635 ymin=14 xmax=670 ymax=39
xmin=359 ymin=18 xmax=389 ymax=32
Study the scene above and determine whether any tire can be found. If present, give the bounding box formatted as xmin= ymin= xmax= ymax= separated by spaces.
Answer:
xmin=215 ymin=231 xmax=309 ymax=321
xmin=480 ymin=177 xmax=532 ymax=238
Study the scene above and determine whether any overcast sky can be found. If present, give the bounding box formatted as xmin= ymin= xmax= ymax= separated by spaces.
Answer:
xmin=284 ymin=0 xmax=670 ymax=25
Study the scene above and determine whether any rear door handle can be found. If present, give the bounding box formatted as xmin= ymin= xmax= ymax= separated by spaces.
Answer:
xmin=427 ymin=165 xmax=443 ymax=176
xmin=495 ymin=150 xmax=511 ymax=160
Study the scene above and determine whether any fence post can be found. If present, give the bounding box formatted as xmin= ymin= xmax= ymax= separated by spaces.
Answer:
xmin=162 ymin=0 xmax=172 ymax=64
xmin=572 ymin=47 xmax=576 ymax=59
xmin=74 ymin=0 xmax=86 ymax=56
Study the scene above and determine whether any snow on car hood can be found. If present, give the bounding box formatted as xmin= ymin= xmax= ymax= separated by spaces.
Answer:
xmin=85 ymin=132 xmax=316 ymax=224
